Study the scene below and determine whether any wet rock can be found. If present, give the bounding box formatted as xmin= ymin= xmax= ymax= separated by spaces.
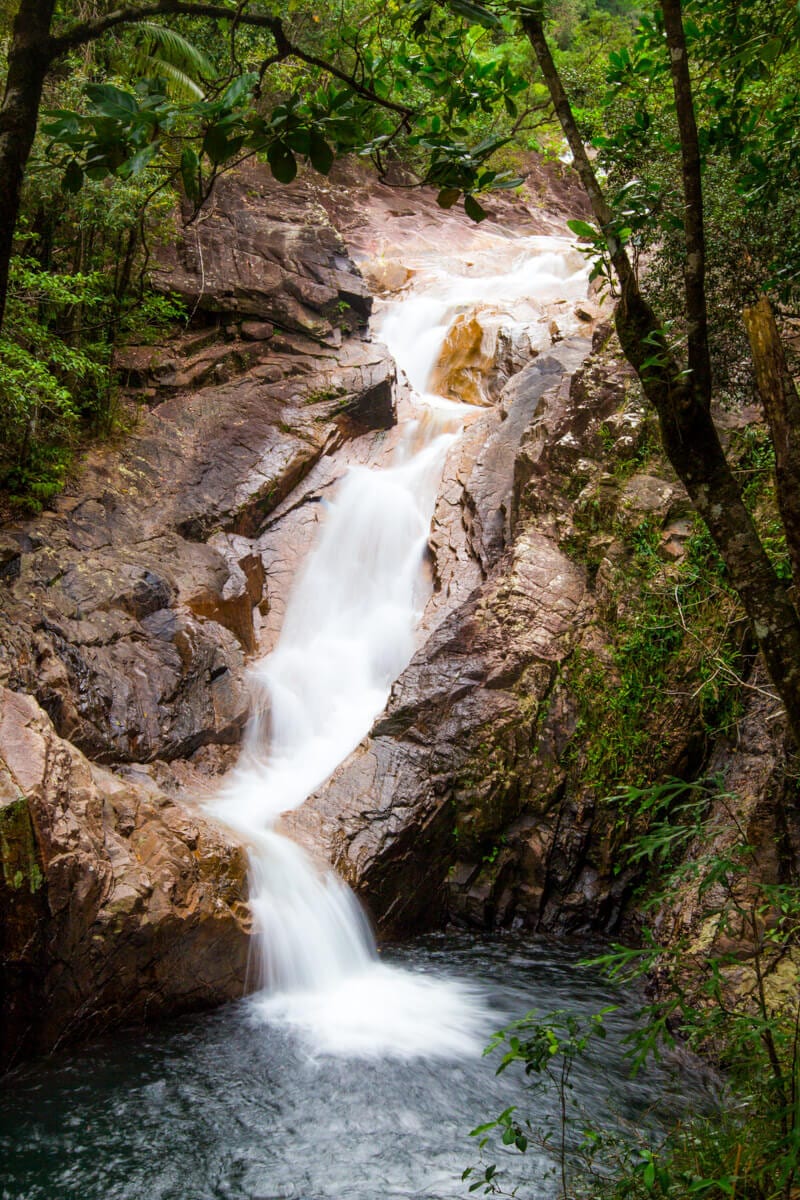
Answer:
xmin=429 ymin=314 xmax=501 ymax=406
xmin=0 ymin=687 xmax=250 ymax=1074
xmin=358 ymin=257 xmax=413 ymax=294
xmin=283 ymin=331 xmax=715 ymax=939
xmin=429 ymin=311 xmax=575 ymax=409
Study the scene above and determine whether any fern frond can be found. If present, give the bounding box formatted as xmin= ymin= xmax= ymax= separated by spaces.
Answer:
xmin=145 ymin=59 xmax=205 ymax=101
xmin=135 ymin=22 xmax=215 ymax=81
xmin=112 ymin=22 xmax=215 ymax=100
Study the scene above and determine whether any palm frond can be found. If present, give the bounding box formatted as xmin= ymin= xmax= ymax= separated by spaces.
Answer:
xmin=114 ymin=22 xmax=216 ymax=100
xmin=136 ymin=22 xmax=215 ymax=82
xmin=131 ymin=53 xmax=206 ymax=101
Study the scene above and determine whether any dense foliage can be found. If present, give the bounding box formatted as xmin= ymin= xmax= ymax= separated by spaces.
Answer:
xmin=467 ymin=779 xmax=800 ymax=1200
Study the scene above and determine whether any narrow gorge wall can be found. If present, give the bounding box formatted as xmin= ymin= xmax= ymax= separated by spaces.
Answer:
xmin=285 ymin=323 xmax=795 ymax=943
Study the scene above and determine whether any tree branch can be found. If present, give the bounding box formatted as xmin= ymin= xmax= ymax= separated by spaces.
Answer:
xmin=743 ymin=296 xmax=800 ymax=586
xmin=519 ymin=1 xmax=800 ymax=744
xmin=48 ymin=2 xmax=413 ymax=119
xmin=519 ymin=9 xmax=634 ymax=291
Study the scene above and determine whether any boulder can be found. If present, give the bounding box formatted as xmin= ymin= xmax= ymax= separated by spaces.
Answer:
xmin=0 ymin=687 xmax=250 ymax=1074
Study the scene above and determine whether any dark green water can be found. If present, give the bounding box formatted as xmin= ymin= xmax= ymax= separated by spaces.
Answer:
xmin=0 ymin=935 xmax=692 ymax=1200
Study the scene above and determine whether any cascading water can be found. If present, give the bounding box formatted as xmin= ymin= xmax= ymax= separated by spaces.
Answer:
xmin=211 ymin=234 xmax=593 ymax=1058
xmin=212 ymin=414 xmax=491 ymax=1056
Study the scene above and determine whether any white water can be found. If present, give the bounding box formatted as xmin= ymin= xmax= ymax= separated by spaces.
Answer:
xmin=378 ymin=235 xmax=589 ymax=394
xmin=211 ymin=235 xmax=592 ymax=1059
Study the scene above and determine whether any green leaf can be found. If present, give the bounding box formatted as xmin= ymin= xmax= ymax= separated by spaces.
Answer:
xmin=62 ymin=159 xmax=85 ymax=193
xmin=202 ymin=124 xmax=229 ymax=165
xmin=122 ymin=141 xmax=160 ymax=176
xmin=85 ymin=83 xmax=139 ymax=118
xmin=445 ymin=0 xmax=502 ymax=28
xmin=464 ymin=193 xmax=488 ymax=222
xmin=411 ymin=4 xmax=433 ymax=35
xmin=220 ymin=72 xmax=257 ymax=109
xmin=203 ymin=124 xmax=242 ymax=165
xmin=308 ymin=129 xmax=334 ymax=175
xmin=180 ymin=146 xmax=200 ymax=201
xmin=268 ymin=140 xmax=297 ymax=184
xmin=567 ymin=218 xmax=597 ymax=239
xmin=437 ymin=187 xmax=461 ymax=208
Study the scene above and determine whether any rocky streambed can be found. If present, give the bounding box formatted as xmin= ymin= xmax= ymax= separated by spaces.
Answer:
xmin=1 ymin=158 xmax=790 ymax=1084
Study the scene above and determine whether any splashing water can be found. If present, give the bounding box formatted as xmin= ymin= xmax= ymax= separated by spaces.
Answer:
xmin=210 ymin=236 xmax=592 ymax=1058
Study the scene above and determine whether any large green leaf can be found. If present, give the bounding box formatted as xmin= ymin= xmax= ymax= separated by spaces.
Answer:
xmin=308 ymin=129 xmax=334 ymax=175
xmin=180 ymin=146 xmax=201 ymax=201
xmin=203 ymin=123 xmax=242 ymax=165
xmin=268 ymin=140 xmax=297 ymax=184
xmin=444 ymin=0 xmax=502 ymax=29
xmin=464 ymin=193 xmax=488 ymax=222
xmin=567 ymin=218 xmax=598 ymax=239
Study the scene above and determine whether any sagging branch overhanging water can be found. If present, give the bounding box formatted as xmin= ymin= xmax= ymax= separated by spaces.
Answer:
xmin=209 ymin=234 xmax=592 ymax=1057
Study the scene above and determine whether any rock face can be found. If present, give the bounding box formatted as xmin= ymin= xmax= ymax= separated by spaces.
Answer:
xmin=0 ymin=166 xmax=395 ymax=769
xmin=282 ymin=328 xmax=724 ymax=936
xmin=650 ymin=678 xmax=799 ymax=977
xmin=0 ymin=687 xmax=250 ymax=1073
xmin=153 ymin=164 xmax=372 ymax=343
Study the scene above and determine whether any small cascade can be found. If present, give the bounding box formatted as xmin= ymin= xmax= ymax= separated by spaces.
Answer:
xmin=211 ymin=409 xmax=490 ymax=1057
xmin=211 ymin=236 xmax=592 ymax=1058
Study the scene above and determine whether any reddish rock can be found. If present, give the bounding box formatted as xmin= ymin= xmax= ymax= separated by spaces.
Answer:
xmin=240 ymin=321 xmax=275 ymax=341
xmin=153 ymin=164 xmax=371 ymax=343
xmin=0 ymin=687 xmax=250 ymax=1074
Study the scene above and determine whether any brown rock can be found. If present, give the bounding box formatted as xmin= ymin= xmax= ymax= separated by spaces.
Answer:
xmin=241 ymin=321 xmax=275 ymax=341
xmin=0 ymin=687 xmax=250 ymax=1074
xmin=0 ymin=177 xmax=396 ymax=765
xmin=153 ymin=163 xmax=371 ymax=344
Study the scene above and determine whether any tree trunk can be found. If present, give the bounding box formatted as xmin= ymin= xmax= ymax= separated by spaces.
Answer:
xmin=661 ymin=0 xmax=713 ymax=403
xmin=521 ymin=7 xmax=800 ymax=744
xmin=0 ymin=0 xmax=57 ymax=333
xmin=614 ymin=288 xmax=800 ymax=736
xmin=743 ymin=296 xmax=800 ymax=586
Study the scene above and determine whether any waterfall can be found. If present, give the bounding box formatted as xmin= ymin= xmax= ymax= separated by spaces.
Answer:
xmin=211 ymin=234 xmax=591 ymax=1058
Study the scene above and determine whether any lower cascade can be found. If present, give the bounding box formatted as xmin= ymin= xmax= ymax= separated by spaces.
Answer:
xmin=211 ymin=235 xmax=593 ymax=1057
xmin=212 ymin=382 xmax=491 ymax=1057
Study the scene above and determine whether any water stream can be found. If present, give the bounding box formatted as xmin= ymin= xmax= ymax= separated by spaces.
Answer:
xmin=209 ymin=233 xmax=593 ymax=1059
xmin=0 ymin=936 xmax=691 ymax=1200
xmin=0 ymin=237 xmax=691 ymax=1200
